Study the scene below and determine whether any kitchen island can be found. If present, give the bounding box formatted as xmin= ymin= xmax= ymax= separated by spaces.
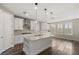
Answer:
xmin=22 ymin=32 xmax=53 ymax=55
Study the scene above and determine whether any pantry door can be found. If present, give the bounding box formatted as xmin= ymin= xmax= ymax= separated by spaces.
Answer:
xmin=0 ymin=9 xmax=5 ymax=54
xmin=0 ymin=9 xmax=14 ymax=54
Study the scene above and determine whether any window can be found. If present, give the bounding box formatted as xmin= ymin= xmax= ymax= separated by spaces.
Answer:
xmin=69 ymin=22 xmax=72 ymax=29
xmin=60 ymin=24 xmax=63 ymax=29
xmin=57 ymin=24 xmax=63 ymax=29
xmin=51 ymin=24 xmax=56 ymax=28
xmin=57 ymin=24 xmax=60 ymax=29
xmin=56 ymin=23 xmax=63 ymax=34
xmin=65 ymin=23 xmax=69 ymax=29
xmin=64 ymin=22 xmax=72 ymax=35
xmin=68 ymin=22 xmax=72 ymax=35
xmin=51 ymin=24 xmax=56 ymax=34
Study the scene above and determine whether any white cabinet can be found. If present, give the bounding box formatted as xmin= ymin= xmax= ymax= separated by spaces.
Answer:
xmin=0 ymin=9 xmax=5 ymax=54
xmin=14 ymin=35 xmax=23 ymax=44
xmin=23 ymin=35 xmax=52 ymax=55
xmin=14 ymin=18 xmax=23 ymax=30
xmin=0 ymin=9 xmax=14 ymax=54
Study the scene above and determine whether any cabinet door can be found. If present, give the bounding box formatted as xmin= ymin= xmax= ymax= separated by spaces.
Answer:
xmin=14 ymin=18 xmax=23 ymax=30
xmin=15 ymin=35 xmax=23 ymax=44
xmin=4 ymin=11 xmax=13 ymax=50
xmin=0 ymin=9 xmax=5 ymax=54
xmin=0 ymin=9 xmax=14 ymax=54
xmin=18 ymin=18 xmax=23 ymax=30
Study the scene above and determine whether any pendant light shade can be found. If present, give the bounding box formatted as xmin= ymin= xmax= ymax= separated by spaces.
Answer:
xmin=44 ymin=8 xmax=47 ymax=11
xmin=35 ymin=3 xmax=38 ymax=5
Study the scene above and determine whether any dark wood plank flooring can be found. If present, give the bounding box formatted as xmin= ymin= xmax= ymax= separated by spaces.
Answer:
xmin=1 ymin=43 xmax=25 ymax=55
xmin=1 ymin=38 xmax=79 ymax=55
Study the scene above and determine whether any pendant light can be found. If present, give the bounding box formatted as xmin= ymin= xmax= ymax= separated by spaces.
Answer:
xmin=44 ymin=8 xmax=47 ymax=22
xmin=35 ymin=3 xmax=38 ymax=10
xmin=35 ymin=3 xmax=38 ymax=23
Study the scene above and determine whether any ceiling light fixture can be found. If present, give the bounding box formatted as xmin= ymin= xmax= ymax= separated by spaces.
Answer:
xmin=50 ymin=12 xmax=53 ymax=14
xmin=44 ymin=8 xmax=47 ymax=11
xmin=34 ymin=3 xmax=38 ymax=10
xmin=44 ymin=8 xmax=47 ymax=22
xmin=34 ymin=3 xmax=38 ymax=23
xmin=23 ymin=11 xmax=28 ymax=16
xmin=23 ymin=11 xmax=27 ymax=14
xmin=34 ymin=6 xmax=38 ymax=10
xmin=35 ymin=3 xmax=38 ymax=5
xmin=49 ymin=11 xmax=55 ymax=19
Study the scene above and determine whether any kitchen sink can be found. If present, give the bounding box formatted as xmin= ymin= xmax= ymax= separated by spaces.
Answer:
xmin=22 ymin=33 xmax=31 ymax=34
xmin=34 ymin=34 xmax=42 ymax=36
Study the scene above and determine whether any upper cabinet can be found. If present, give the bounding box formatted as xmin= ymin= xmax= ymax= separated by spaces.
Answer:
xmin=30 ymin=21 xmax=40 ymax=32
xmin=14 ymin=18 xmax=23 ymax=30
xmin=23 ymin=19 xmax=30 ymax=31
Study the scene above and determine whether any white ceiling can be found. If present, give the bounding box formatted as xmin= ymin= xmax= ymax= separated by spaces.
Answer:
xmin=0 ymin=3 xmax=79 ymax=23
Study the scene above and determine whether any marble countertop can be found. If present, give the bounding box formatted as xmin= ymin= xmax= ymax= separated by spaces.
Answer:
xmin=22 ymin=32 xmax=53 ymax=40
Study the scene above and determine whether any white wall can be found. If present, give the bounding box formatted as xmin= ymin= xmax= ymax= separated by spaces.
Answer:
xmin=72 ymin=19 xmax=79 ymax=40
xmin=41 ymin=23 xmax=49 ymax=31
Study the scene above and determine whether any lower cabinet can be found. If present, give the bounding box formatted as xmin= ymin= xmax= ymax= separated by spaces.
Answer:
xmin=14 ymin=35 xmax=23 ymax=44
xmin=23 ymin=37 xmax=52 ymax=55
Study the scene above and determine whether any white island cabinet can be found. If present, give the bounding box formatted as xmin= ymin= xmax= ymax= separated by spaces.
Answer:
xmin=22 ymin=34 xmax=53 ymax=55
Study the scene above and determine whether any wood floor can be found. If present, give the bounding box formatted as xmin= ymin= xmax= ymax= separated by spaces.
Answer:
xmin=1 ymin=38 xmax=79 ymax=55
xmin=1 ymin=43 xmax=25 ymax=55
